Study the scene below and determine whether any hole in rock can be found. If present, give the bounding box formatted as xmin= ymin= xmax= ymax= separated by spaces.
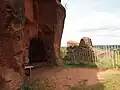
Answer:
xmin=28 ymin=37 xmax=47 ymax=65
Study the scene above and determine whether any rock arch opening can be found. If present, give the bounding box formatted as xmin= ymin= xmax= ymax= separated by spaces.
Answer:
xmin=28 ymin=36 xmax=47 ymax=64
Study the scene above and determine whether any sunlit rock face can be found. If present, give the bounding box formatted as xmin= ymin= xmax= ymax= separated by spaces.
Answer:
xmin=24 ymin=0 xmax=66 ymax=65
xmin=0 ymin=0 xmax=66 ymax=89
xmin=67 ymin=37 xmax=97 ymax=65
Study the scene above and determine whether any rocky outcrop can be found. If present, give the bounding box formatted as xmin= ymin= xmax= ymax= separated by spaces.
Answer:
xmin=54 ymin=3 xmax=66 ymax=65
xmin=0 ymin=0 xmax=66 ymax=89
xmin=24 ymin=0 xmax=66 ymax=65
xmin=0 ymin=0 xmax=24 ymax=90
xmin=78 ymin=37 xmax=96 ymax=64
xmin=79 ymin=37 xmax=92 ymax=48
xmin=66 ymin=37 xmax=97 ymax=65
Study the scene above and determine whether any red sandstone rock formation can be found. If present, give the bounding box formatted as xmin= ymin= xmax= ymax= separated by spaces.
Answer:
xmin=0 ymin=0 xmax=66 ymax=89
xmin=24 ymin=0 xmax=66 ymax=65
xmin=0 ymin=1 xmax=25 ymax=89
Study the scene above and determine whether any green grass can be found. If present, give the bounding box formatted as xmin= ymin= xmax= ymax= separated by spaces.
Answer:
xmin=71 ymin=70 xmax=120 ymax=90
xmin=71 ymin=83 xmax=104 ymax=90
xmin=96 ymin=58 xmax=114 ymax=69
xmin=96 ymin=58 xmax=120 ymax=69
xmin=21 ymin=78 xmax=56 ymax=90
xmin=62 ymin=63 xmax=97 ymax=68
xmin=21 ymin=79 xmax=46 ymax=90
xmin=21 ymin=83 xmax=40 ymax=90
xmin=62 ymin=57 xmax=120 ymax=69
xmin=61 ymin=47 xmax=120 ymax=69
xmin=100 ymin=71 xmax=120 ymax=90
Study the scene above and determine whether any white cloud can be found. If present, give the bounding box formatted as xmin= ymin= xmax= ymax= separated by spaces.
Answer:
xmin=61 ymin=0 xmax=120 ymax=46
xmin=66 ymin=12 xmax=120 ymax=31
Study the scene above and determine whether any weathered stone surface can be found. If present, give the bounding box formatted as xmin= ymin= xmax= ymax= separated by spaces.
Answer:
xmin=67 ymin=40 xmax=79 ymax=47
xmin=24 ymin=0 xmax=66 ymax=65
xmin=66 ymin=37 xmax=97 ymax=64
xmin=0 ymin=0 xmax=24 ymax=90
xmin=78 ymin=37 xmax=96 ymax=64
xmin=79 ymin=37 xmax=93 ymax=48
xmin=0 ymin=0 xmax=65 ymax=89
xmin=54 ymin=3 xmax=66 ymax=65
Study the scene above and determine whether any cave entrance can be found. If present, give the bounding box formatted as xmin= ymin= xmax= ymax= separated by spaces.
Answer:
xmin=28 ymin=36 xmax=47 ymax=64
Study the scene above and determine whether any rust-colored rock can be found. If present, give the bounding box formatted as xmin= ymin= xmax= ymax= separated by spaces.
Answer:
xmin=0 ymin=0 xmax=66 ymax=89
xmin=24 ymin=0 xmax=66 ymax=65
xmin=0 ymin=0 xmax=24 ymax=90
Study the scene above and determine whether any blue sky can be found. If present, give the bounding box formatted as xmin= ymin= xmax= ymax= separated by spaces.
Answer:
xmin=61 ymin=0 xmax=120 ymax=46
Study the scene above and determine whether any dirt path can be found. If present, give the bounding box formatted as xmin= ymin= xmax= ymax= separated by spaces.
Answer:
xmin=31 ymin=67 xmax=101 ymax=90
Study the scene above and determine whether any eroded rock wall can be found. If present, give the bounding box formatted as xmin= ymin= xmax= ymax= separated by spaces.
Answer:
xmin=24 ymin=0 xmax=66 ymax=65
xmin=54 ymin=4 xmax=66 ymax=65
xmin=66 ymin=37 xmax=97 ymax=65
xmin=0 ymin=0 xmax=25 ymax=90
xmin=0 ymin=0 xmax=66 ymax=89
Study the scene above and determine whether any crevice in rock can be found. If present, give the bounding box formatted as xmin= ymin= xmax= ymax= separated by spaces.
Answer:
xmin=28 ymin=36 xmax=47 ymax=64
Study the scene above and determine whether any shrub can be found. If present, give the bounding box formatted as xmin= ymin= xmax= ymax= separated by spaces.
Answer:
xmin=21 ymin=79 xmax=45 ymax=90
xmin=60 ymin=47 xmax=67 ymax=59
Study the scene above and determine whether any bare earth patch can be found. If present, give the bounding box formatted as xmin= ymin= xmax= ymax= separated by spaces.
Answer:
xmin=30 ymin=67 xmax=100 ymax=90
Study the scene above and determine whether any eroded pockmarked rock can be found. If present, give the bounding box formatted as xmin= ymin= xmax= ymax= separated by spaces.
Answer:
xmin=0 ymin=0 xmax=66 ymax=89
xmin=79 ymin=37 xmax=93 ymax=48
xmin=66 ymin=37 xmax=97 ymax=64
xmin=78 ymin=37 xmax=96 ymax=64
xmin=0 ymin=1 xmax=24 ymax=90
